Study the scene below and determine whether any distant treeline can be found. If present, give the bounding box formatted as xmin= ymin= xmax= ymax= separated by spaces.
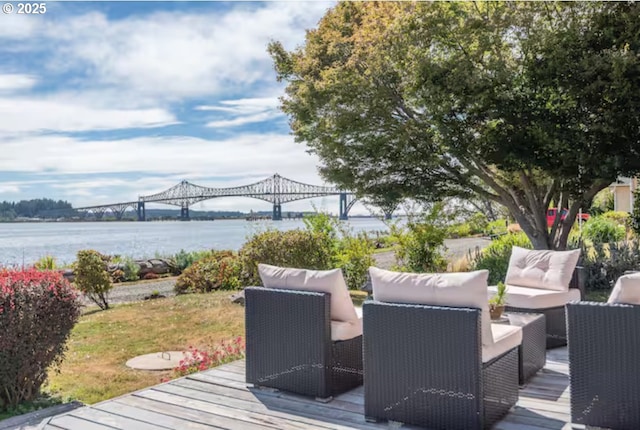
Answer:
xmin=0 ymin=198 xmax=73 ymax=220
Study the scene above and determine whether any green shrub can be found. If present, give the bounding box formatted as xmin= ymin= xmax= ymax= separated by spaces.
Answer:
xmin=601 ymin=211 xmax=630 ymax=227
xmin=388 ymin=205 xmax=448 ymax=273
xmin=335 ymin=233 xmax=375 ymax=290
xmin=632 ymin=189 xmax=640 ymax=236
xmin=33 ymin=256 xmax=56 ymax=271
xmin=448 ymin=223 xmax=472 ymax=238
xmin=582 ymin=215 xmax=625 ymax=244
xmin=581 ymin=240 xmax=640 ymax=291
xmin=467 ymin=212 xmax=489 ymax=235
xmin=239 ymin=229 xmax=333 ymax=286
xmin=121 ymin=257 xmax=140 ymax=281
xmin=173 ymin=249 xmax=213 ymax=273
xmin=0 ymin=269 xmax=81 ymax=410
xmin=485 ymin=219 xmax=508 ymax=236
xmin=175 ymin=251 xmax=241 ymax=294
xmin=73 ymin=250 xmax=112 ymax=310
xmin=471 ymin=232 xmax=532 ymax=285
xmin=589 ymin=189 xmax=615 ymax=217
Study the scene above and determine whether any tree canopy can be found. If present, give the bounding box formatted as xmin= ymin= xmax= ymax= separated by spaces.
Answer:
xmin=269 ymin=1 xmax=640 ymax=249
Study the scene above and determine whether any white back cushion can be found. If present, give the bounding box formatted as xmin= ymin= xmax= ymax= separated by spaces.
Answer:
xmin=505 ymin=246 xmax=580 ymax=292
xmin=608 ymin=273 xmax=640 ymax=305
xmin=369 ymin=267 xmax=494 ymax=347
xmin=258 ymin=264 xmax=358 ymax=323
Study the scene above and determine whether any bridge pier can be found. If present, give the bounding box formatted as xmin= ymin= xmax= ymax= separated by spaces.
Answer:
xmin=180 ymin=203 xmax=190 ymax=221
xmin=272 ymin=203 xmax=282 ymax=221
xmin=339 ymin=193 xmax=349 ymax=220
xmin=137 ymin=200 xmax=146 ymax=221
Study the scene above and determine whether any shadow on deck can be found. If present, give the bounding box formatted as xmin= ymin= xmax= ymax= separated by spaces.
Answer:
xmin=40 ymin=348 xmax=578 ymax=430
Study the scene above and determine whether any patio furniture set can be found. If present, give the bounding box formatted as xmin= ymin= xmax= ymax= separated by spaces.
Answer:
xmin=245 ymin=246 xmax=640 ymax=430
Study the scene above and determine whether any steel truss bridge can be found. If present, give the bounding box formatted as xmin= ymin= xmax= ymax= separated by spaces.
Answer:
xmin=74 ymin=174 xmax=360 ymax=221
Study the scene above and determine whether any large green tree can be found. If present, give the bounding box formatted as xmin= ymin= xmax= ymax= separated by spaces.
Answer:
xmin=269 ymin=2 xmax=640 ymax=250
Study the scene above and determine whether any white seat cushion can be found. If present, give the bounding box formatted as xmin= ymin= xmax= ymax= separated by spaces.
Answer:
xmin=483 ymin=324 xmax=522 ymax=363
xmin=608 ymin=273 xmax=640 ymax=305
xmin=505 ymin=246 xmax=580 ymax=291
xmin=369 ymin=267 xmax=494 ymax=347
xmin=488 ymin=284 xmax=581 ymax=309
xmin=258 ymin=264 xmax=358 ymax=322
xmin=331 ymin=318 xmax=363 ymax=341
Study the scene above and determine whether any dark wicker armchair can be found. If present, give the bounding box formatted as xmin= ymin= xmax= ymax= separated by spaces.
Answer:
xmin=363 ymin=301 xmax=519 ymax=430
xmin=245 ymin=287 xmax=363 ymax=401
xmin=567 ymin=301 xmax=640 ymax=429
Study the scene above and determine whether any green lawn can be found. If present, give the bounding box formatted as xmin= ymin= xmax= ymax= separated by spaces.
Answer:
xmin=45 ymin=291 xmax=244 ymax=404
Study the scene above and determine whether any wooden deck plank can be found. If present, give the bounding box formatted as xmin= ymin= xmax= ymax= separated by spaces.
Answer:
xmin=152 ymin=382 xmax=370 ymax=430
xmin=199 ymin=367 xmax=367 ymax=407
xmin=48 ymin=414 xmax=119 ymax=430
xmin=136 ymin=389 xmax=315 ymax=430
xmin=41 ymin=348 xmax=577 ymax=429
xmin=113 ymin=395 xmax=253 ymax=430
xmin=67 ymin=407 xmax=169 ymax=430
xmin=97 ymin=401 xmax=220 ymax=430
xmin=171 ymin=378 xmax=369 ymax=425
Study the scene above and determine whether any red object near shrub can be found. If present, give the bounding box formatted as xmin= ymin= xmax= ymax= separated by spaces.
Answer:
xmin=143 ymin=272 xmax=159 ymax=280
xmin=546 ymin=208 xmax=590 ymax=228
xmin=0 ymin=269 xmax=81 ymax=410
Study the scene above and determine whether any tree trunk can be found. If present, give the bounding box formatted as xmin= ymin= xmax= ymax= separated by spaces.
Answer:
xmin=511 ymin=211 xmax=552 ymax=249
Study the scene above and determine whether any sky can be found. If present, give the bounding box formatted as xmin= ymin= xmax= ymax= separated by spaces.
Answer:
xmin=0 ymin=1 xmax=371 ymax=215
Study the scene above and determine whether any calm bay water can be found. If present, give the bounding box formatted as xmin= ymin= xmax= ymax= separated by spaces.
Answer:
xmin=0 ymin=218 xmax=389 ymax=266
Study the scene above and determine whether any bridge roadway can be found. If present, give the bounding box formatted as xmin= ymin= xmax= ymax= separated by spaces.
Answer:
xmin=72 ymin=174 xmax=370 ymax=221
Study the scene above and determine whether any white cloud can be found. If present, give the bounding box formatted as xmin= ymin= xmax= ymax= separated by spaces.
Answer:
xmin=206 ymin=111 xmax=280 ymax=128
xmin=0 ymin=97 xmax=177 ymax=133
xmin=197 ymin=97 xmax=280 ymax=114
xmin=0 ymin=14 xmax=38 ymax=39
xmin=199 ymin=97 xmax=283 ymax=128
xmin=0 ymin=183 xmax=21 ymax=193
xmin=15 ymin=3 xmax=332 ymax=100
xmin=0 ymin=132 xmax=321 ymax=182
xmin=0 ymin=74 xmax=36 ymax=91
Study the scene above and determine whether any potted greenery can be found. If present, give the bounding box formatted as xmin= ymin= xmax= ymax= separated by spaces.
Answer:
xmin=489 ymin=281 xmax=508 ymax=320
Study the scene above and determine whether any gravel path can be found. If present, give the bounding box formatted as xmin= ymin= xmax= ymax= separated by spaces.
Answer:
xmin=81 ymin=237 xmax=492 ymax=306
xmin=80 ymin=278 xmax=177 ymax=306
xmin=373 ymin=236 xmax=491 ymax=269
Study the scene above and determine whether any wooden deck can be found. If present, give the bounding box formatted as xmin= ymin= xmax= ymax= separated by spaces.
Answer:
xmin=40 ymin=348 xmax=578 ymax=430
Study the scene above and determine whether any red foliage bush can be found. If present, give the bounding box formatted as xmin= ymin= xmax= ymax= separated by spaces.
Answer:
xmin=143 ymin=272 xmax=159 ymax=280
xmin=0 ymin=269 xmax=81 ymax=410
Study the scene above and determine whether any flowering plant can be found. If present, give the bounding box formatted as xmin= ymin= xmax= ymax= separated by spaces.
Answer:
xmin=163 ymin=336 xmax=245 ymax=381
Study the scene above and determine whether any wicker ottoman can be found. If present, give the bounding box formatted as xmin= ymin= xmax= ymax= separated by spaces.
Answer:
xmin=494 ymin=312 xmax=546 ymax=385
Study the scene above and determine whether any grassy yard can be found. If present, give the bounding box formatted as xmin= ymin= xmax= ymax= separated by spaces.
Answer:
xmin=44 ymin=289 xmax=369 ymax=405
xmin=45 ymin=291 xmax=244 ymax=405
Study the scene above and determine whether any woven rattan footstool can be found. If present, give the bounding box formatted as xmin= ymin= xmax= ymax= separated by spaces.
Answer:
xmin=495 ymin=312 xmax=546 ymax=385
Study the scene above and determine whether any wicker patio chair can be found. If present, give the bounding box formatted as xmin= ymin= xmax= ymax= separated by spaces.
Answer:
xmin=364 ymin=267 xmax=521 ymax=430
xmin=567 ymin=272 xmax=640 ymax=429
xmin=488 ymin=246 xmax=584 ymax=348
xmin=244 ymin=264 xmax=363 ymax=401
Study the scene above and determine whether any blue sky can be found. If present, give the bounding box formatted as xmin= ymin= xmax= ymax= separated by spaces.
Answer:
xmin=0 ymin=1 xmax=369 ymax=214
